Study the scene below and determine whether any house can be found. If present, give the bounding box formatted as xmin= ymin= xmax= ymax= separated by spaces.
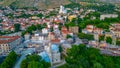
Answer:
xmin=89 ymin=40 xmax=99 ymax=48
xmin=53 ymin=24 xmax=59 ymax=29
xmin=93 ymin=28 xmax=103 ymax=35
xmin=31 ymin=33 xmax=48 ymax=42
xmin=9 ymin=26 xmax=14 ymax=31
xmin=61 ymin=30 xmax=69 ymax=39
xmin=100 ymin=14 xmax=118 ymax=20
xmin=24 ymin=33 xmax=31 ymax=41
xmin=85 ymin=25 xmax=94 ymax=33
xmin=42 ymin=28 xmax=49 ymax=34
xmin=48 ymin=32 xmax=55 ymax=40
xmin=105 ymin=32 xmax=114 ymax=39
xmin=68 ymin=15 xmax=77 ymax=21
xmin=69 ymin=26 xmax=79 ymax=34
xmin=110 ymin=23 xmax=120 ymax=39
xmin=99 ymin=41 xmax=107 ymax=48
xmin=51 ymin=38 xmax=60 ymax=44
xmin=27 ymin=42 xmax=44 ymax=53
xmin=82 ymin=25 xmax=103 ymax=35
xmin=61 ymin=26 xmax=71 ymax=39
xmin=0 ymin=36 xmax=21 ymax=55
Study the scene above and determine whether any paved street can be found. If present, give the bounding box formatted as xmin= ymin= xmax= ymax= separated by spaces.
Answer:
xmin=14 ymin=40 xmax=35 ymax=68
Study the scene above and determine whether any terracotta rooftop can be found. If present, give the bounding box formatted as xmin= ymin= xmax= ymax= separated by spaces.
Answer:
xmin=61 ymin=30 xmax=69 ymax=34
xmin=61 ymin=26 xmax=68 ymax=31
xmin=51 ymin=38 xmax=60 ymax=43
xmin=0 ymin=36 xmax=20 ymax=44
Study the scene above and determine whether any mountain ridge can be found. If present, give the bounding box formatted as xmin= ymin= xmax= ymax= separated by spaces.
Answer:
xmin=0 ymin=0 xmax=120 ymax=9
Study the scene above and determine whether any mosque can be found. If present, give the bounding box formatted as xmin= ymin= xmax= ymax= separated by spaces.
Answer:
xmin=38 ymin=44 xmax=61 ymax=65
xmin=59 ymin=5 xmax=67 ymax=14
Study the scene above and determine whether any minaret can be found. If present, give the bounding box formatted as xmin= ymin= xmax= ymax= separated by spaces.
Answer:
xmin=76 ymin=0 xmax=78 ymax=3
xmin=59 ymin=5 xmax=67 ymax=14
xmin=44 ymin=43 xmax=52 ymax=65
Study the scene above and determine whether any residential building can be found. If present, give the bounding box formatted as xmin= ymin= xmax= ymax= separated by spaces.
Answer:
xmin=99 ymin=41 xmax=107 ymax=48
xmin=61 ymin=26 xmax=71 ymax=39
xmin=89 ymin=40 xmax=99 ymax=48
xmin=31 ymin=33 xmax=48 ymax=42
xmin=48 ymin=32 xmax=55 ymax=40
xmin=69 ymin=26 xmax=79 ymax=34
xmin=100 ymin=14 xmax=118 ymax=20
xmin=0 ymin=36 xmax=21 ymax=55
xmin=28 ymin=42 xmax=44 ymax=53
xmin=110 ymin=23 xmax=120 ymax=40
xmin=82 ymin=25 xmax=103 ymax=35
xmin=42 ymin=28 xmax=49 ymax=34
xmin=24 ymin=33 xmax=31 ymax=41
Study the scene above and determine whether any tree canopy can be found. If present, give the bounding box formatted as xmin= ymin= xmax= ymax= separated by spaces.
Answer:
xmin=20 ymin=54 xmax=50 ymax=68
xmin=0 ymin=51 xmax=18 ymax=68
xmin=77 ymin=33 xmax=94 ymax=40
xmin=14 ymin=23 xmax=21 ymax=32
xmin=106 ymin=37 xmax=112 ymax=44
xmin=59 ymin=44 xmax=120 ymax=68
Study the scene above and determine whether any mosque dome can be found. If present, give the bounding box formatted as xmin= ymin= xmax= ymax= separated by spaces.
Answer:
xmin=38 ymin=51 xmax=50 ymax=62
xmin=51 ymin=44 xmax=59 ymax=52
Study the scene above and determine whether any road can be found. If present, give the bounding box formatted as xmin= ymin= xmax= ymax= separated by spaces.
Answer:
xmin=14 ymin=40 xmax=35 ymax=68
xmin=14 ymin=55 xmax=26 ymax=68
xmin=14 ymin=48 xmax=35 ymax=68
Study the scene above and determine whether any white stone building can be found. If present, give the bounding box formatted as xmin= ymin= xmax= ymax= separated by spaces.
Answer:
xmin=100 ymin=14 xmax=118 ymax=20
xmin=31 ymin=33 xmax=48 ymax=42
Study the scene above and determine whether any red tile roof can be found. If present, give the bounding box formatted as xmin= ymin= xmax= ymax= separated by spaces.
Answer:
xmin=61 ymin=26 xmax=68 ymax=31
xmin=61 ymin=30 xmax=69 ymax=34
xmin=0 ymin=36 xmax=20 ymax=44
xmin=51 ymin=38 xmax=60 ymax=43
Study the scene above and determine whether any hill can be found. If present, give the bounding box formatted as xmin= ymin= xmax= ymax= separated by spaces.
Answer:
xmin=0 ymin=0 xmax=120 ymax=9
xmin=0 ymin=0 xmax=70 ymax=9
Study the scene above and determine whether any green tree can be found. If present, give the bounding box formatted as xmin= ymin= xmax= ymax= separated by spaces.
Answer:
xmin=99 ymin=35 xmax=105 ymax=42
xmin=106 ymin=37 xmax=112 ymax=44
xmin=20 ymin=54 xmax=50 ymax=68
xmin=0 ymin=51 xmax=17 ymax=68
xmin=59 ymin=39 xmax=120 ymax=68
xmin=78 ymin=33 xmax=94 ymax=40
xmin=36 ymin=24 xmax=42 ymax=30
xmin=42 ymin=23 xmax=47 ymax=28
xmin=37 ymin=13 xmax=43 ymax=18
xmin=28 ymin=61 xmax=43 ymax=68
xmin=30 ymin=24 xmax=37 ymax=31
xmin=59 ymin=45 xmax=63 ymax=53
xmin=116 ymin=40 xmax=120 ymax=46
xmin=14 ymin=23 xmax=21 ymax=32
xmin=66 ymin=34 xmax=72 ymax=39
xmin=20 ymin=59 xmax=28 ymax=68
xmin=96 ymin=23 xmax=109 ymax=29
xmin=93 ymin=62 xmax=103 ymax=68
